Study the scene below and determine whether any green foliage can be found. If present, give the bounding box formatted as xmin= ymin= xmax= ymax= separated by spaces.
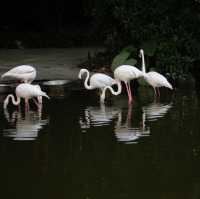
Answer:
xmin=124 ymin=58 xmax=137 ymax=66
xmin=111 ymin=46 xmax=137 ymax=71
xmin=111 ymin=50 xmax=130 ymax=70
xmin=90 ymin=0 xmax=200 ymax=75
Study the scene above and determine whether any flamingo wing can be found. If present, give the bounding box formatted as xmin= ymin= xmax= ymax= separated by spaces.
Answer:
xmin=91 ymin=73 xmax=115 ymax=88
xmin=146 ymin=72 xmax=170 ymax=87
xmin=5 ymin=65 xmax=35 ymax=75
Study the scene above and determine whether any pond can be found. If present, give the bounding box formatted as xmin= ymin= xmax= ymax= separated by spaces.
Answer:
xmin=0 ymin=86 xmax=199 ymax=199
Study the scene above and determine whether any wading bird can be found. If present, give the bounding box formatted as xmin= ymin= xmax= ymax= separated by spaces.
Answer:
xmin=101 ymin=65 xmax=143 ymax=104
xmin=3 ymin=83 xmax=49 ymax=111
xmin=78 ymin=68 xmax=117 ymax=103
xmin=139 ymin=49 xmax=173 ymax=97
xmin=1 ymin=65 xmax=36 ymax=83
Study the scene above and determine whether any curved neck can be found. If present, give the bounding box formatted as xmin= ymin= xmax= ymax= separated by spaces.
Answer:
xmin=141 ymin=51 xmax=146 ymax=73
xmin=83 ymin=70 xmax=93 ymax=90
xmin=6 ymin=94 xmax=20 ymax=106
xmin=107 ymin=80 xmax=122 ymax=96
xmin=101 ymin=80 xmax=122 ymax=102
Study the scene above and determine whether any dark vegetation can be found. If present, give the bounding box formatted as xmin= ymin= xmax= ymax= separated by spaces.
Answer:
xmin=1 ymin=0 xmax=200 ymax=81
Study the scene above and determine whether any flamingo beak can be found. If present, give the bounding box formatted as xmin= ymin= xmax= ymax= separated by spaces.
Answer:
xmin=139 ymin=49 xmax=143 ymax=58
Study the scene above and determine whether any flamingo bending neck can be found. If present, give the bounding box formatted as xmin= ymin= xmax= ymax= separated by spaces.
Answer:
xmin=81 ymin=69 xmax=93 ymax=90
xmin=101 ymin=80 xmax=122 ymax=103
xmin=4 ymin=94 xmax=21 ymax=109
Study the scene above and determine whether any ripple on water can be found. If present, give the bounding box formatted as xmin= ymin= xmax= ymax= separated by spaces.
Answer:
xmin=3 ymin=110 xmax=49 ymax=141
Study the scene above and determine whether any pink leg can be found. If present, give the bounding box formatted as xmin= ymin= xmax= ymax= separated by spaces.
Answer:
xmin=128 ymin=82 xmax=133 ymax=103
xmin=157 ymin=87 xmax=160 ymax=98
xmin=153 ymin=87 xmax=157 ymax=97
xmin=37 ymin=96 xmax=43 ymax=104
xmin=125 ymin=83 xmax=132 ymax=104
xmin=33 ymin=98 xmax=42 ymax=110
xmin=127 ymin=103 xmax=133 ymax=122
xmin=25 ymin=98 xmax=29 ymax=112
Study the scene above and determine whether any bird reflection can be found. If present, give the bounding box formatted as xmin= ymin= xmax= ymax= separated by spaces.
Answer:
xmin=115 ymin=101 xmax=172 ymax=144
xmin=114 ymin=104 xmax=150 ymax=144
xmin=3 ymin=108 xmax=49 ymax=141
xmin=143 ymin=101 xmax=173 ymax=121
xmin=79 ymin=100 xmax=172 ymax=144
xmin=79 ymin=103 xmax=120 ymax=130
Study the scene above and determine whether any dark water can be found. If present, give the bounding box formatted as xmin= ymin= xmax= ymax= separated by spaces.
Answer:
xmin=0 ymin=87 xmax=200 ymax=199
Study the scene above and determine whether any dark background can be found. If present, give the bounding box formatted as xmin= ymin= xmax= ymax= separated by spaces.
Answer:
xmin=1 ymin=0 xmax=200 ymax=79
xmin=0 ymin=0 xmax=91 ymax=31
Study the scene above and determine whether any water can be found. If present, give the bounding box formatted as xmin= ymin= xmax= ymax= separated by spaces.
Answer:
xmin=0 ymin=87 xmax=200 ymax=199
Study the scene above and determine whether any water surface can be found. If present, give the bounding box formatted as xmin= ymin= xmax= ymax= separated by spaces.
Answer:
xmin=0 ymin=87 xmax=199 ymax=199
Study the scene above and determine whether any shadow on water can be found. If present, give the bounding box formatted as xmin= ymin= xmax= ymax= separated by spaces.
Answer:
xmin=0 ymin=87 xmax=200 ymax=199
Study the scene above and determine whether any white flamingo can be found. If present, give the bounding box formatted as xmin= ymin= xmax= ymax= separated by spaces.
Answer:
xmin=3 ymin=83 xmax=49 ymax=111
xmin=78 ymin=68 xmax=118 ymax=103
xmin=1 ymin=65 xmax=36 ymax=83
xmin=139 ymin=49 xmax=173 ymax=97
xmin=101 ymin=65 xmax=143 ymax=104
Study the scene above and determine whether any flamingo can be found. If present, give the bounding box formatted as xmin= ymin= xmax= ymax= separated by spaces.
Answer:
xmin=3 ymin=83 xmax=49 ymax=111
xmin=101 ymin=65 xmax=143 ymax=104
xmin=139 ymin=49 xmax=173 ymax=97
xmin=78 ymin=68 xmax=118 ymax=103
xmin=1 ymin=65 xmax=36 ymax=83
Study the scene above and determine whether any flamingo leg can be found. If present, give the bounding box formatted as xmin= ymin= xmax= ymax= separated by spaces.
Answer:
xmin=125 ymin=83 xmax=132 ymax=104
xmin=100 ymin=88 xmax=103 ymax=102
xmin=157 ymin=88 xmax=160 ymax=98
xmin=128 ymin=82 xmax=133 ymax=102
xmin=153 ymin=87 xmax=157 ymax=97
xmin=125 ymin=82 xmax=132 ymax=104
xmin=33 ymin=98 xmax=42 ymax=110
xmin=25 ymin=98 xmax=29 ymax=112
xmin=127 ymin=102 xmax=133 ymax=122
xmin=37 ymin=96 xmax=43 ymax=104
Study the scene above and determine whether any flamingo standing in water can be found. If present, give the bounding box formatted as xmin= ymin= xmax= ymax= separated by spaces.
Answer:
xmin=3 ymin=83 xmax=49 ymax=111
xmin=101 ymin=65 xmax=143 ymax=104
xmin=78 ymin=68 xmax=118 ymax=103
xmin=139 ymin=49 xmax=173 ymax=97
xmin=1 ymin=65 xmax=36 ymax=83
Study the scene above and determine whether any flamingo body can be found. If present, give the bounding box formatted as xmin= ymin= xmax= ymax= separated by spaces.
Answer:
xmin=15 ymin=84 xmax=47 ymax=99
xmin=4 ymin=83 xmax=49 ymax=110
xmin=143 ymin=71 xmax=173 ymax=89
xmin=114 ymin=65 xmax=143 ymax=83
xmin=113 ymin=65 xmax=143 ymax=104
xmin=140 ymin=49 xmax=173 ymax=97
xmin=89 ymin=73 xmax=116 ymax=89
xmin=78 ymin=68 xmax=116 ymax=103
xmin=1 ymin=65 xmax=36 ymax=83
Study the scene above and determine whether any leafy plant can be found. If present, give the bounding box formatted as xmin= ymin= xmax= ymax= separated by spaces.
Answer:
xmin=111 ymin=46 xmax=137 ymax=71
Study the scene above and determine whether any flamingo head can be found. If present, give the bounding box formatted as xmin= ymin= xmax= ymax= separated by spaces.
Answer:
xmin=42 ymin=92 xmax=50 ymax=99
xmin=78 ymin=69 xmax=88 ymax=79
xmin=139 ymin=49 xmax=144 ymax=58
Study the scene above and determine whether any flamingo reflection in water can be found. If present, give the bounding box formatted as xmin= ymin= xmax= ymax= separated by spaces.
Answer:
xmin=142 ymin=102 xmax=173 ymax=122
xmin=79 ymin=99 xmax=172 ymax=143
xmin=114 ymin=103 xmax=150 ymax=144
xmin=79 ymin=103 xmax=120 ymax=131
xmin=114 ymin=101 xmax=173 ymax=144
xmin=3 ymin=108 xmax=49 ymax=141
